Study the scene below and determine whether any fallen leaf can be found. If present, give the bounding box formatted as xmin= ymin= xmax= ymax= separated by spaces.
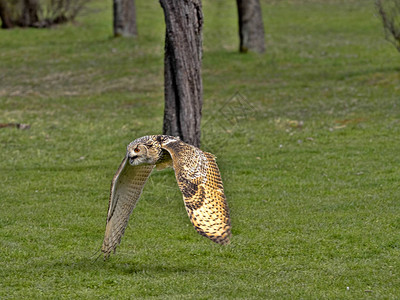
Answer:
xmin=0 ymin=123 xmax=31 ymax=130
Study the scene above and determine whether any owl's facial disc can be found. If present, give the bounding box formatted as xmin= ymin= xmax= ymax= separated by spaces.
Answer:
xmin=127 ymin=144 xmax=144 ymax=165
xmin=127 ymin=143 xmax=155 ymax=166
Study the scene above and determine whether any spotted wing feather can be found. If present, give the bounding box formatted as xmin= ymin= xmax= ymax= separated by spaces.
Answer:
xmin=102 ymin=156 xmax=154 ymax=258
xmin=161 ymin=139 xmax=231 ymax=245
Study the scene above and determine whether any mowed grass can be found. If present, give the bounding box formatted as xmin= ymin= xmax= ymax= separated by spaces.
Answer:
xmin=1 ymin=0 xmax=400 ymax=298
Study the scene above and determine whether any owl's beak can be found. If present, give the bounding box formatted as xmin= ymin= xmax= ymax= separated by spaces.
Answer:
xmin=128 ymin=154 xmax=138 ymax=165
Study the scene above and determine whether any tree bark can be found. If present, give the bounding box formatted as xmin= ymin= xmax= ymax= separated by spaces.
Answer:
xmin=160 ymin=0 xmax=203 ymax=147
xmin=113 ymin=0 xmax=137 ymax=37
xmin=0 ymin=0 xmax=13 ymax=29
xmin=237 ymin=0 xmax=266 ymax=53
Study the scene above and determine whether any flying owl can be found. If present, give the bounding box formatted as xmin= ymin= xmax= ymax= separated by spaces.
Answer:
xmin=101 ymin=135 xmax=231 ymax=258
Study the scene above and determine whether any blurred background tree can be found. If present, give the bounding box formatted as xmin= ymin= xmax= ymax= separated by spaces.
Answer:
xmin=113 ymin=0 xmax=137 ymax=37
xmin=376 ymin=0 xmax=400 ymax=52
xmin=236 ymin=0 xmax=265 ymax=53
xmin=0 ymin=0 xmax=88 ymax=28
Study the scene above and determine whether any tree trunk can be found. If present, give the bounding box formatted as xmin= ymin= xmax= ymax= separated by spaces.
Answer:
xmin=160 ymin=0 xmax=203 ymax=148
xmin=21 ymin=0 xmax=39 ymax=27
xmin=237 ymin=0 xmax=266 ymax=53
xmin=0 ymin=0 xmax=13 ymax=29
xmin=113 ymin=0 xmax=137 ymax=37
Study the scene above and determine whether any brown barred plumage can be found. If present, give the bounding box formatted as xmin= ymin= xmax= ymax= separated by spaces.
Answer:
xmin=101 ymin=135 xmax=231 ymax=259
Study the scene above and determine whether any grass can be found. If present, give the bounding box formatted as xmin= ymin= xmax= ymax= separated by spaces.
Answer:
xmin=1 ymin=0 xmax=400 ymax=298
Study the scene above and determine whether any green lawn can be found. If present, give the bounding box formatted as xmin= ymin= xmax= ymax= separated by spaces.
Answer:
xmin=1 ymin=0 xmax=400 ymax=298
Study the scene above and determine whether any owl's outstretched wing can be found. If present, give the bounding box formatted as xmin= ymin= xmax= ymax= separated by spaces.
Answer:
xmin=161 ymin=140 xmax=231 ymax=245
xmin=102 ymin=156 xmax=154 ymax=259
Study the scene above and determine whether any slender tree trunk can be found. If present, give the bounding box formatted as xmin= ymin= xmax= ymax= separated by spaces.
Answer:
xmin=0 ymin=0 xmax=13 ymax=29
xmin=113 ymin=0 xmax=137 ymax=37
xmin=21 ymin=0 xmax=39 ymax=27
xmin=237 ymin=0 xmax=266 ymax=53
xmin=160 ymin=0 xmax=203 ymax=147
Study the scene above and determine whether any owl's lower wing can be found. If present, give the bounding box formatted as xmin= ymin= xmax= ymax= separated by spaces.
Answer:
xmin=162 ymin=141 xmax=231 ymax=245
xmin=102 ymin=157 xmax=154 ymax=259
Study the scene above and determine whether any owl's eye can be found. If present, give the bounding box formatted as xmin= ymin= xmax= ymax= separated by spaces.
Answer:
xmin=134 ymin=147 xmax=140 ymax=153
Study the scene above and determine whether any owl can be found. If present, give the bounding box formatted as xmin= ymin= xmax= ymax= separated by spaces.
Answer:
xmin=101 ymin=135 xmax=231 ymax=258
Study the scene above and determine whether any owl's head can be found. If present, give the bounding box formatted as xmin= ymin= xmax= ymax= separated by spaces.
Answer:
xmin=126 ymin=136 xmax=161 ymax=166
